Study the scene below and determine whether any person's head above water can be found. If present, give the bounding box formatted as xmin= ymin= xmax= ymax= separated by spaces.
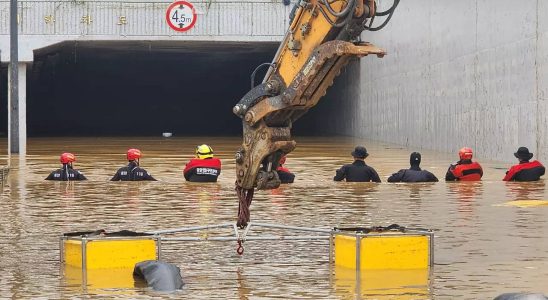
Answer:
xmin=458 ymin=147 xmax=473 ymax=161
xmin=410 ymin=152 xmax=421 ymax=167
xmin=196 ymin=144 xmax=214 ymax=159
xmin=351 ymin=146 xmax=368 ymax=160
xmin=60 ymin=152 xmax=76 ymax=165
xmin=127 ymin=148 xmax=142 ymax=163
xmin=514 ymin=146 xmax=534 ymax=162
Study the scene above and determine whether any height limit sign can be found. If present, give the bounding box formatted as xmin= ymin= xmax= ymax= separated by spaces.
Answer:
xmin=166 ymin=1 xmax=197 ymax=32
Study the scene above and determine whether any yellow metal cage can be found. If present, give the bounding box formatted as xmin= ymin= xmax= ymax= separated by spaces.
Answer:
xmin=329 ymin=228 xmax=434 ymax=298
xmin=331 ymin=230 xmax=433 ymax=270
xmin=60 ymin=235 xmax=161 ymax=290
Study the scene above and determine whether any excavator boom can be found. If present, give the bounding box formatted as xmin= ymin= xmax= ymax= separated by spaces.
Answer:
xmin=233 ymin=0 xmax=399 ymax=228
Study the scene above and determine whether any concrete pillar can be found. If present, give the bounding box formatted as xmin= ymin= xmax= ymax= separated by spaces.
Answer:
xmin=8 ymin=63 xmax=27 ymax=155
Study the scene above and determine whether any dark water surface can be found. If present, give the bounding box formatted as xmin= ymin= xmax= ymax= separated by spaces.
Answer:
xmin=1 ymin=137 xmax=547 ymax=299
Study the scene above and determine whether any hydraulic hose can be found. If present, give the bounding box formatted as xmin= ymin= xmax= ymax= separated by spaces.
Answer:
xmin=364 ymin=0 xmax=400 ymax=31
xmin=250 ymin=62 xmax=275 ymax=89
xmin=318 ymin=0 xmax=357 ymax=28
xmin=374 ymin=0 xmax=399 ymax=16
xmin=321 ymin=0 xmax=356 ymax=18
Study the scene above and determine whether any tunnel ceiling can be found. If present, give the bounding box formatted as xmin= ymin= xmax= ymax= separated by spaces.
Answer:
xmin=28 ymin=41 xmax=278 ymax=137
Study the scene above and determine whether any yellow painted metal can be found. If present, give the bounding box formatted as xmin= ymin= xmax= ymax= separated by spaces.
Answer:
xmin=64 ymin=240 xmax=83 ymax=268
xmin=276 ymin=0 xmax=345 ymax=85
xmin=334 ymin=266 xmax=429 ymax=299
xmin=334 ymin=234 xmax=358 ymax=269
xmin=334 ymin=233 xmax=430 ymax=270
xmin=64 ymin=265 xmax=136 ymax=290
xmin=63 ymin=238 xmax=157 ymax=269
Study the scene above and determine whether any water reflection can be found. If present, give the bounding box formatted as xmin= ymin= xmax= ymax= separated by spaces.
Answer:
xmin=506 ymin=181 xmax=546 ymax=201
xmin=447 ymin=182 xmax=483 ymax=217
xmin=236 ymin=267 xmax=250 ymax=300
xmin=333 ymin=267 xmax=431 ymax=300
xmin=0 ymin=137 xmax=547 ymax=298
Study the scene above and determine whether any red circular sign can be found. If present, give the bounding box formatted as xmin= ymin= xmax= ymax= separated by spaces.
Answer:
xmin=166 ymin=1 xmax=197 ymax=32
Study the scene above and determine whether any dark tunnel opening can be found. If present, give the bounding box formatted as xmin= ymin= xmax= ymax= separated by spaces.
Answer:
xmin=28 ymin=41 xmax=282 ymax=137
xmin=1 ymin=41 xmax=357 ymax=138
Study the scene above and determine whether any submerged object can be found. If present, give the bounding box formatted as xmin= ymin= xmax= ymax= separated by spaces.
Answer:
xmin=162 ymin=132 xmax=172 ymax=138
xmin=133 ymin=260 xmax=184 ymax=291
xmin=494 ymin=293 xmax=548 ymax=300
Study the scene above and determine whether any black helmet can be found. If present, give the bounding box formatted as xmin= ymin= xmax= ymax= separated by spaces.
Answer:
xmin=410 ymin=152 xmax=421 ymax=165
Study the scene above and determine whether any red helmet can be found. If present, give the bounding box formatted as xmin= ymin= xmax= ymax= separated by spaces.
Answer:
xmin=459 ymin=147 xmax=473 ymax=160
xmin=279 ymin=155 xmax=287 ymax=165
xmin=60 ymin=152 xmax=76 ymax=164
xmin=127 ymin=148 xmax=142 ymax=161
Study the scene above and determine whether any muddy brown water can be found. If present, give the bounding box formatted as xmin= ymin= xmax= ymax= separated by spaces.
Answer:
xmin=0 ymin=137 xmax=547 ymax=299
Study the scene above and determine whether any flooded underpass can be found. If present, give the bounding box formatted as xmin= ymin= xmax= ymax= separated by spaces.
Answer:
xmin=26 ymin=41 xmax=282 ymax=136
xmin=0 ymin=136 xmax=547 ymax=298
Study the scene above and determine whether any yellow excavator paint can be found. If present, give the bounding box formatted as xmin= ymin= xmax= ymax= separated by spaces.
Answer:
xmin=277 ymin=0 xmax=345 ymax=84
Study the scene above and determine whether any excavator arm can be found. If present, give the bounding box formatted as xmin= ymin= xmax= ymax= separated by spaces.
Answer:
xmin=233 ymin=0 xmax=399 ymax=228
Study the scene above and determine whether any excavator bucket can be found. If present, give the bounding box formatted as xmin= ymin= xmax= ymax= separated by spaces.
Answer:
xmin=235 ymin=41 xmax=385 ymax=191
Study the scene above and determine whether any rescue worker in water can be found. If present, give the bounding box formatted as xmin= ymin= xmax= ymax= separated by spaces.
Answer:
xmin=276 ymin=155 xmax=295 ymax=184
xmin=334 ymin=146 xmax=381 ymax=182
xmin=503 ymin=147 xmax=545 ymax=181
xmin=111 ymin=148 xmax=157 ymax=181
xmin=45 ymin=152 xmax=87 ymax=181
xmin=388 ymin=152 xmax=438 ymax=182
xmin=445 ymin=147 xmax=483 ymax=181
xmin=184 ymin=144 xmax=222 ymax=182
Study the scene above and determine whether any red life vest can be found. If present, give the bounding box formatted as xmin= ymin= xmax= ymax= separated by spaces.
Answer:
xmin=183 ymin=158 xmax=221 ymax=175
xmin=276 ymin=166 xmax=291 ymax=173
xmin=450 ymin=161 xmax=483 ymax=181
xmin=503 ymin=160 xmax=545 ymax=181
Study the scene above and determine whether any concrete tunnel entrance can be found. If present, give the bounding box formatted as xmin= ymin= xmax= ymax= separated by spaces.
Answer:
xmin=27 ymin=41 xmax=279 ymax=137
xmin=1 ymin=41 xmax=357 ymax=139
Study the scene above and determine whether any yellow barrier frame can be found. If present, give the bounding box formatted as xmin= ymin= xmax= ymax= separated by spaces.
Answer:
xmin=329 ymin=229 xmax=434 ymax=297
xmin=59 ymin=235 xmax=161 ymax=289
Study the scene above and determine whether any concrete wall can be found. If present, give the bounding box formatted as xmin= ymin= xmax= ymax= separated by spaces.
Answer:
xmin=0 ymin=0 xmax=291 ymax=61
xmin=358 ymin=0 xmax=548 ymax=162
